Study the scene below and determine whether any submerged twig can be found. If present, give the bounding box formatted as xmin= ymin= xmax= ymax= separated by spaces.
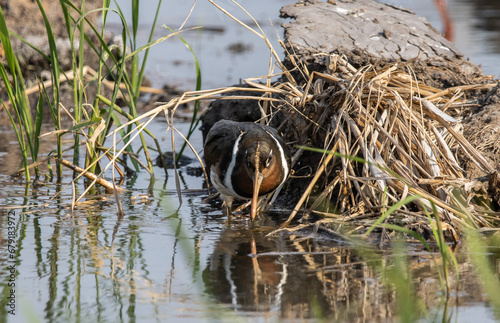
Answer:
xmin=57 ymin=158 xmax=126 ymax=193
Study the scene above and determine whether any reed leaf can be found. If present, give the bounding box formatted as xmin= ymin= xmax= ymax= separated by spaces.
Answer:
xmin=162 ymin=26 xmax=202 ymax=165
xmin=0 ymin=5 xmax=35 ymax=179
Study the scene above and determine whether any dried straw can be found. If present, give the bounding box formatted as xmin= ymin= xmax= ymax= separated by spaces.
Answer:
xmin=108 ymin=2 xmax=500 ymax=242
xmin=272 ymin=53 xmax=498 ymax=241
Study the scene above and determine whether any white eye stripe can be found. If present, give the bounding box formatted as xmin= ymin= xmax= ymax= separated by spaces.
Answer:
xmin=268 ymin=133 xmax=289 ymax=182
xmin=265 ymin=150 xmax=273 ymax=167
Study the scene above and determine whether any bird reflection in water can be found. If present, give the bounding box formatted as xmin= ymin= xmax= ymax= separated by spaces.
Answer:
xmin=202 ymin=222 xmax=288 ymax=312
xmin=202 ymin=218 xmax=336 ymax=317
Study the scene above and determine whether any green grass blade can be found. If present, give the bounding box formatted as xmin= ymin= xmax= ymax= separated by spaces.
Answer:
xmin=10 ymin=32 xmax=50 ymax=60
xmin=1 ymin=99 xmax=29 ymax=177
xmin=36 ymin=0 xmax=61 ymax=103
xmin=102 ymin=0 xmax=111 ymax=22
xmin=132 ymin=0 xmax=139 ymax=43
xmin=377 ymin=223 xmax=432 ymax=250
xmin=69 ymin=117 xmax=103 ymax=132
xmin=138 ymin=0 xmax=162 ymax=92
xmin=390 ymin=241 xmax=423 ymax=322
xmin=466 ymin=229 xmax=500 ymax=318
xmin=0 ymin=5 xmax=34 ymax=178
xmin=41 ymin=81 xmax=63 ymax=177
xmin=36 ymin=0 xmax=62 ymax=178
xmin=34 ymin=93 xmax=45 ymax=165
xmin=163 ymin=26 xmax=202 ymax=163
xmin=40 ymin=82 xmax=58 ymax=127
xmin=68 ymin=4 xmax=132 ymax=171
xmin=94 ymin=0 xmax=111 ymax=111
xmin=0 ymin=58 xmax=16 ymax=107
xmin=131 ymin=0 xmax=140 ymax=92
xmin=59 ymin=0 xmax=73 ymax=40
xmin=0 ymin=5 xmax=17 ymax=75
xmin=364 ymin=194 xmax=423 ymax=237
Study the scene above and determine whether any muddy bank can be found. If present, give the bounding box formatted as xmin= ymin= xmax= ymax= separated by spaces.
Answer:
xmin=0 ymin=0 xmax=103 ymax=81
xmin=277 ymin=0 xmax=500 ymax=182
xmin=0 ymin=0 xmax=107 ymax=122
xmin=201 ymin=0 xmax=500 ymax=238
xmin=0 ymin=0 xmax=166 ymax=119
xmin=203 ymin=0 xmax=499 ymax=178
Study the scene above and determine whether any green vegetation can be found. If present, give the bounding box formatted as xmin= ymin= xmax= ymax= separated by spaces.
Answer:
xmin=0 ymin=0 xmax=198 ymax=187
xmin=1 ymin=1 xmax=500 ymax=322
xmin=0 ymin=5 xmax=39 ymax=181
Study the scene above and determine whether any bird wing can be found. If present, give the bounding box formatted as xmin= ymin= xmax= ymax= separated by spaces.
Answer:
xmin=204 ymin=120 xmax=242 ymax=172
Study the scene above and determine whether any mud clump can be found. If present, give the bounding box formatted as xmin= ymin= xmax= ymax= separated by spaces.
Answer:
xmin=201 ymin=0 xmax=500 ymax=242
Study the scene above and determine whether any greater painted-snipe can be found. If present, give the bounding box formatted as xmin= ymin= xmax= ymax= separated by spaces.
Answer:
xmin=204 ymin=120 xmax=291 ymax=219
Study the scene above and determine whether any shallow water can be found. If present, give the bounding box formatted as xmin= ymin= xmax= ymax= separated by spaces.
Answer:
xmin=1 ymin=0 xmax=500 ymax=322
xmin=1 ymin=119 xmax=499 ymax=322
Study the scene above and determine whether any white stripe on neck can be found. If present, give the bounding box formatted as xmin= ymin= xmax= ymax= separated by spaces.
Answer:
xmin=222 ymin=132 xmax=245 ymax=199
xmin=268 ymin=131 xmax=289 ymax=186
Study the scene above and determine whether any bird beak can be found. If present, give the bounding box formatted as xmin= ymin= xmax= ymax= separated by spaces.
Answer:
xmin=251 ymin=168 xmax=264 ymax=220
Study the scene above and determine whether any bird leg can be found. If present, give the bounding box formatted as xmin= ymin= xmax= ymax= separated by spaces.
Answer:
xmin=221 ymin=195 xmax=234 ymax=216
xmin=222 ymin=201 xmax=231 ymax=216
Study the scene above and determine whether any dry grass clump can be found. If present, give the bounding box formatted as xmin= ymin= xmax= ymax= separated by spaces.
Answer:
xmin=108 ymin=1 xmax=500 ymax=243
xmin=137 ymin=51 xmax=498 ymax=243
xmin=131 ymin=50 xmax=499 ymax=242
xmin=273 ymin=53 xmax=499 ymax=242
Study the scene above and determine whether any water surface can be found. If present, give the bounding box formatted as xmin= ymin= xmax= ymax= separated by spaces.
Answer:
xmin=1 ymin=0 xmax=500 ymax=322
xmin=1 ymin=119 xmax=498 ymax=322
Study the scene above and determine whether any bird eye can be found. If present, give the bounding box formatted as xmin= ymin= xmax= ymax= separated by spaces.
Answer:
xmin=265 ymin=151 xmax=273 ymax=168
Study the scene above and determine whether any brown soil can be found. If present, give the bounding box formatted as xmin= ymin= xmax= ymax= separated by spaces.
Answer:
xmin=0 ymin=0 xmax=132 ymax=120
xmin=1 ymin=0 xmax=101 ymax=36
xmin=0 ymin=0 xmax=104 ymax=77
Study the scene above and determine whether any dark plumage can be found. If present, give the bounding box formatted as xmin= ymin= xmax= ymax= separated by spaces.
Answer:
xmin=204 ymin=120 xmax=291 ymax=219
